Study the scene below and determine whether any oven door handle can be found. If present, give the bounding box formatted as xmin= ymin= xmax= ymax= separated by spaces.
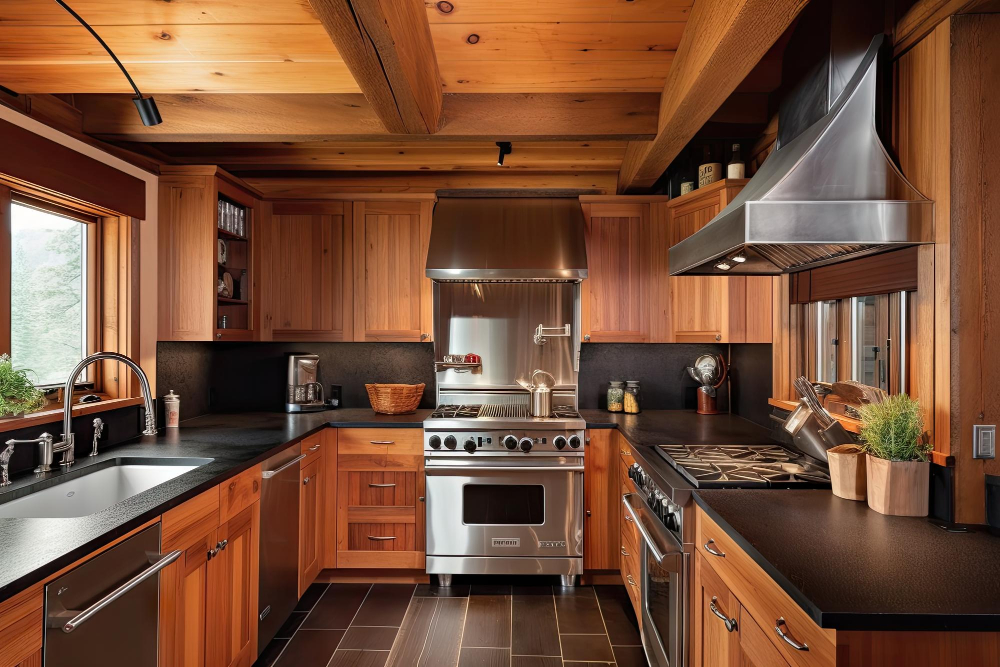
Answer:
xmin=426 ymin=464 xmax=584 ymax=473
xmin=623 ymin=492 xmax=683 ymax=566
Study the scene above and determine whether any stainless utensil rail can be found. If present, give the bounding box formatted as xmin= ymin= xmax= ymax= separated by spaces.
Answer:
xmin=61 ymin=550 xmax=181 ymax=633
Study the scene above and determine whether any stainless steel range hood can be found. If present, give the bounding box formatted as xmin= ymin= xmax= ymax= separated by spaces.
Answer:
xmin=426 ymin=197 xmax=588 ymax=282
xmin=670 ymin=35 xmax=933 ymax=276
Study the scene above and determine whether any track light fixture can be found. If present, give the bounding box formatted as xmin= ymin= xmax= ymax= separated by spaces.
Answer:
xmin=496 ymin=141 xmax=512 ymax=166
xmin=55 ymin=0 xmax=162 ymax=126
xmin=731 ymin=253 xmax=747 ymax=263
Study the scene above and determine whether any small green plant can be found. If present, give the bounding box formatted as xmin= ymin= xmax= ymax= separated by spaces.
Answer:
xmin=858 ymin=393 xmax=930 ymax=462
xmin=0 ymin=354 xmax=46 ymax=417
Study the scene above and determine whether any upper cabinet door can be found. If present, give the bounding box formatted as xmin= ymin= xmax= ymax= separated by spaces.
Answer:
xmin=352 ymin=201 xmax=433 ymax=342
xmin=581 ymin=202 xmax=651 ymax=342
xmin=266 ymin=201 xmax=353 ymax=341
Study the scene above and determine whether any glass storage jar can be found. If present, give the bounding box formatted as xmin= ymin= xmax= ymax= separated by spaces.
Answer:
xmin=607 ymin=381 xmax=624 ymax=412
xmin=624 ymin=380 xmax=642 ymax=414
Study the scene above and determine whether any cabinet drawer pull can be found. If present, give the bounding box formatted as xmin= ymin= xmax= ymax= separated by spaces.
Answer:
xmin=368 ymin=483 xmax=396 ymax=488
xmin=369 ymin=440 xmax=395 ymax=445
xmin=774 ymin=618 xmax=809 ymax=651
xmin=303 ymin=477 xmax=311 ymax=485
xmin=625 ymin=574 xmax=637 ymax=587
xmin=309 ymin=444 xmax=321 ymax=452
xmin=368 ymin=535 xmax=397 ymax=541
xmin=704 ymin=539 xmax=726 ymax=558
xmin=217 ymin=539 xmax=228 ymax=551
xmin=620 ymin=546 xmax=630 ymax=557
xmin=623 ymin=513 xmax=633 ymax=523
xmin=709 ymin=597 xmax=737 ymax=632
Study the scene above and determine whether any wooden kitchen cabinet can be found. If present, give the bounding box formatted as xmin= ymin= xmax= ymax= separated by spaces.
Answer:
xmin=352 ymin=200 xmax=433 ymax=342
xmin=692 ymin=550 xmax=741 ymax=667
xmin=158 ymin=166 xmax=261 ymax=342
xmin=263 ymin=201 xmax=354 ymax=341
xmin=618 ymin=437 xmax=641 ymax=620
xmin=336 ymin=428 xmax=425 ymax=569
xmin=160 ymin=471 xmax=261 ymax=667
xmin=0 ymin=586 xmax=43 ymax=667
xmin=584 ymin=429 xmax=620 ymax=570
xmin=299 ymin=456 xmax=322 ymax=596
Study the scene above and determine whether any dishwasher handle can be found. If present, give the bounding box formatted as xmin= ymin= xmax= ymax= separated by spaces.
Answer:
xmin=61 ymin=549 xmax=182 ymax=633
xmin=261 ymin=454 xmax=307 ymax=479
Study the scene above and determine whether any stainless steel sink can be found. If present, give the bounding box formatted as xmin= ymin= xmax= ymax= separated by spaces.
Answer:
xmin=0 ymin=458 xmax=212 ymax=519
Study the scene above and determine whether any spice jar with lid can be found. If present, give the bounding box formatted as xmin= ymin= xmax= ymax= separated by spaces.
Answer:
xmin=624 ymin=380 xmax=642 ymax=414
xmin=607 ymin=381 xmax=624 ymax=412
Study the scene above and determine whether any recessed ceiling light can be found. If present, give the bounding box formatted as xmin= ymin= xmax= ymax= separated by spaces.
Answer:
xmin=731 ymin=253 xmax=747 ymax=263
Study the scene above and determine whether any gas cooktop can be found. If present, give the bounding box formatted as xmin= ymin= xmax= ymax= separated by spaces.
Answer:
xmin=654 ymin=444 xmax=831 ymax=489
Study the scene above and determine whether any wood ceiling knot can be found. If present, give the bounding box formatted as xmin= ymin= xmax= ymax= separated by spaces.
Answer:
xmin=436 ymin=1 xmax=455 ymax=15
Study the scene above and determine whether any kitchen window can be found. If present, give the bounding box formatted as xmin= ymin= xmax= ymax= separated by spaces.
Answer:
xmin=10 ymin=199 xmax=95 ymax=387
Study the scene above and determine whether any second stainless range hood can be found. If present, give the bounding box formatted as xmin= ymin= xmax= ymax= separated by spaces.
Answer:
xmin=426 ymin=197 xmax=588 ymax=282
xmin=670 ymin=35 xmax=933 ymax=276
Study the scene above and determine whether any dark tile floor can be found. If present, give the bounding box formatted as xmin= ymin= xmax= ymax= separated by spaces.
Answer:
xmin=253 ymin=577 xmax=647 ymax=667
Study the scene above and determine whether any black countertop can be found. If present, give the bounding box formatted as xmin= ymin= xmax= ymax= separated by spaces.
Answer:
xmin=580 ymin=409 xmax=773 ymax=446
xmin=0 ymin=409 xmax=430 ymax=603
xmin=694 ymin=490 xmax=1000 ymax=631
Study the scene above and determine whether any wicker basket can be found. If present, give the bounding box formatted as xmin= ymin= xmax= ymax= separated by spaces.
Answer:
xmin=365 ymin=383 xmax=425 ymax=415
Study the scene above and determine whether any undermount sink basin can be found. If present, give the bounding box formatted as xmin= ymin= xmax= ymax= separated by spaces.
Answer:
xmin=0 ymin=458 xmax=212 ymax=519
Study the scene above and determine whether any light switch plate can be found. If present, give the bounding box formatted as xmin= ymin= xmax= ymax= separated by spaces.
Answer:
xmin=973 ymin=425 xmax=996 ymax=459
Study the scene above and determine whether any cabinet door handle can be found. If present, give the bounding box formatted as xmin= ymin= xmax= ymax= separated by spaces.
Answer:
xmin=369 ymin=440 xmax=395 ymax=445
xmin=584 ymin=334 xmax=591 ymax=341
xmin=303 ymin=477 xmax=311 ymax=485
xmin=620 ymin=546 xmax=630 ymax=557
xmin=704 ymin=539 xmax=726 ymax=558
xmin=625 ymin=574 xmax=637 ymax=587
xmin=368 ymin=483 xmax=396 ymax=488
xmin=309 ymin=444 xmax=321 ymax=452
xmin=775 ymin=618 xmax=809 ymax=651
xmin=368 ymin=535 xmax=397 ymax=541
xmin=710 ymin=597 xmax=737 ymax=632
xmin=623 ymin=513 xmax=633 ymax=523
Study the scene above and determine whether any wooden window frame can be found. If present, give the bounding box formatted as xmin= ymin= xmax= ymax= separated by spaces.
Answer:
xmin=0 ymin=179 xmax=141 ymax=432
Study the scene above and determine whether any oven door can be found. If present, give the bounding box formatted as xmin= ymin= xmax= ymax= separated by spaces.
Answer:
xmin=624 ymin=493 xmax=687 ymax=667
xmin=425 ymin=456 xmax=584 ymax=559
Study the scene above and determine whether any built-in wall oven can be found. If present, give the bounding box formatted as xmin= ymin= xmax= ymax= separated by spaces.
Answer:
xmin=623 ymin=491 xmax=689 ymax=667
xmin=425 ymin=447 xmax=584 ymax=581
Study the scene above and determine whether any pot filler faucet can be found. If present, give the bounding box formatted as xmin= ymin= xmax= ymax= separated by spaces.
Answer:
xmin=2 ymin=353 xmax=156 ymax=485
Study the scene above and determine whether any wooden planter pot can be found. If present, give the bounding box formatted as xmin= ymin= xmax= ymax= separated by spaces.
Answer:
xmin=827 ymin=445 xmax=866 ymax=501
xmin=865 ymin=454 xmax=929 ymax=516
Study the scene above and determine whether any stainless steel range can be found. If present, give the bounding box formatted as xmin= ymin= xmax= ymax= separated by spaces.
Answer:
xmin=423 ymin=195 xmax=589 ymax=586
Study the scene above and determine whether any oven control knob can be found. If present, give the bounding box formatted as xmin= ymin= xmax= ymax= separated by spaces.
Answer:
xmin=568 ymin=435 xmax=582 ymax=449
xmin=503 ymin=435 xmax=518 ymax=450
xmin=444 ymin=435 xmax=458 ymax=450
xmin=518 ymin=437 xmax=533 ymax=452
xmin=429 ymin=435 xmax=442 ymax=449
xmin=553 ymin=435 xmax=567 ymax=450
xmin=464 ymin=438 xmax=477 ymax=454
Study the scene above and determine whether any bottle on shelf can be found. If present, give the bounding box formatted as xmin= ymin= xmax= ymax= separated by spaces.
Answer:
xmin=727 ymin=143 xmax=745 ymax=179
xmin=678 ymin=153 xmax=695 ymax=196
xmin=697 ymin=144 xmax=721 ymax=188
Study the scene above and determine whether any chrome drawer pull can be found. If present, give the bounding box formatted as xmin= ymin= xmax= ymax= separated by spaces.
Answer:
xmin=369 ymin=440 xmax=395 ymax=445
xmin=709 ymin=597 xmax=737 ymax=632
xmin=626 ymin=574 xmax=637 ymax=587
xmin=775 ymin=618 xmax=809 ymax=651
xmin=621 ymin=546 xmax=630 ymax=557
xmin=368 ymin=535 xmax=397 ymax=541
xmin=704 ymin=539 xmax=726 ymax=558
xmin=303 ymin=477 xmax=311 ymax=485
xmin=368 ymin=483 xmax=396 ymax=488
xmin=309 ymin=444 xmax=321 ymax=451
xmin=623 ymin=513 xmax=633 ymax=523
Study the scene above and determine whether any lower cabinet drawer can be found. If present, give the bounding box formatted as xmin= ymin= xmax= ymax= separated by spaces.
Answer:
xmin=619 ymin=538 xmax=641 ymax=616
xmin=346 ymin=523 xmax=418 ymax=551
xmin=345 ymin=471 xmax=418 ymax=507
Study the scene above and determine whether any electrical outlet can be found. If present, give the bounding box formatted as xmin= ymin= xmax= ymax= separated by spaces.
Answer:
xmin=973 ymin=425 xmax=996 ymax=459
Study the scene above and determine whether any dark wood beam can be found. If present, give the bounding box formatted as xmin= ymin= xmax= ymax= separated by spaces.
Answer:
xmin=616 ymin=0 xmax=808 ymax=193
xmin=308 ymin=0 xmax=442 ymax=134
xmin=77 ymin=93 xmax=659 ymax=142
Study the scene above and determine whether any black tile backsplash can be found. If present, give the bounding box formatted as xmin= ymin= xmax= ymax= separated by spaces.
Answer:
xmin=157 ymin=341 xmax=773 ymax=423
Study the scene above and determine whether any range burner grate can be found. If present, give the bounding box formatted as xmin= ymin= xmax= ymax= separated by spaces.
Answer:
xmin=656 ymin=444 xmax=831 ymax=487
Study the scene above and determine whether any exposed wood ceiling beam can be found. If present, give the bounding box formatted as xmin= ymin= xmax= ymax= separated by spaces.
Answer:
xmin=616 ymin=0 xmax=808 ymax=193
xmin=423 ymin=0 xmax=694 ymax=23
xmin=77 ymin=93 xmax=658 ymax=142
xmin=308 ymin=0 xmax=442 ymax=134
xmin=892 ymin=0 xmax=999 ymax=57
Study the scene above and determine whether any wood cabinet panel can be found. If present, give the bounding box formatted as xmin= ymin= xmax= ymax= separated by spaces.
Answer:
xmin=162 ymin=486 xmax=221 ymax=552
xmin=209 ymin=503 xmax=259 ymax=667
xmin=322 ymin=428 xmax=340 ymax=570
xmin=672 ymin=275 xmax=730 ymax=342
xmin=10 ymin=650 xmax=41 ymax=667
xmin=584 ymin=429 xmax=619 ymax=570
xmin=219 ymin=465 xmax=261 ymax=524
xmin=0 ymin=587 xmax=43 ymax=667
xmin=160 ymin=529 xmax=217 ymax=667
xmin=581 ymin=202 xmax=650 ymax=342
xmin=693 ymin=550 xmax=741 ymax=667
xmin=352 ymin=200 xmax=432 ymax=342
xmin=299 ymin=458 xmax=322 ymax=597
xmin=267 ymin=201 xmax=353 ymax=341
xmin=345 ymin=470 xmax=418 ymax=506
xmin=301 ymin=431 xmax=325 ymax=466
xmin=740 ymin=605 xmax=791 ymax=667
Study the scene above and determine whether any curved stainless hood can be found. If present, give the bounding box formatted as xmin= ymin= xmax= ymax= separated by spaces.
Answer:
xmin=669 ymin=35 xmax=933 ymax=276
xmin=426 ymin=197 xmax=588 ymax=282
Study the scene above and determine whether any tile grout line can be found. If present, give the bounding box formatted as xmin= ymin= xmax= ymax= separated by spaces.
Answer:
xmin=593 ymin=585 xmax=618 ymax=665
xmin=323 ymin=583 xmax=374 ymax=667
xmin=551 ymin=586 xmax=566 ymax=666
xmin=267 ymin=583 xmax=332 ymax=667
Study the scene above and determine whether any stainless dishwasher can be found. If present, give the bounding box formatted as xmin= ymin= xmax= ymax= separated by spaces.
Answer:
xmin=44 ymin=523 xmax=179 ymax=667
xmin=258 ymin=444 xmax=305 ymax=654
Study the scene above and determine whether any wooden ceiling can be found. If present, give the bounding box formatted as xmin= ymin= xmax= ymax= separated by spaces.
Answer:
xmin=0 ymin=0 xmax=809 ymax=190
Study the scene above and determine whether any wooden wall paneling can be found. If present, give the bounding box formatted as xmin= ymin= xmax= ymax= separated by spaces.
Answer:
xmin=581 ymin=202 xmax=651 ymax=342
xmin=807 ymin=247 xmax=920 ymax=301
xmin=352 ymin=200 xmax=432 ymax=342
xmin=268 ymin=201 xmax=354 ymax=341
xmin=584 ymin=429 xmax=620 ymax=570
xmin=246 ymin=172 xmax=618 ymax=196
xmin=0 ymin=185 xmax=10 ymax=355
xmin=837 ymin=299 xmax=854 ymax=385
xmin=772 ymin=274 xmax=792 ymax=401
xmin=649 ymin=202 xmax=673 ymax=342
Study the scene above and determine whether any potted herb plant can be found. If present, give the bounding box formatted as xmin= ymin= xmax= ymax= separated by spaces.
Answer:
xmin=0 ymin=354 xmax=46 ymax=419
xmin=858 ymin=394 xmax=931 ymax=516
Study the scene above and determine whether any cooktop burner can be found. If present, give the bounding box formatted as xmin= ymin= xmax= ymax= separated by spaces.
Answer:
xmin=428 ymin=404 xmax=581 ymax=420
xmin=655 ymin=444 xmax=831 ymax=488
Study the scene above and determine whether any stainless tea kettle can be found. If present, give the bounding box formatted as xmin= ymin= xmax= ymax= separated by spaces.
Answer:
xmin=519 ymin=369 xmax=555 ymax=417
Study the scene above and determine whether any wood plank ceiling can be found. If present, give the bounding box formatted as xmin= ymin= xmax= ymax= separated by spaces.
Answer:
xmin=0 ymin=0 xmax=794 ymax=187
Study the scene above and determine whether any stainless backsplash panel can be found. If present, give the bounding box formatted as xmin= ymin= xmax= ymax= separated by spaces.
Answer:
xmin=434 ymin=282 xmax=580 ymax=399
